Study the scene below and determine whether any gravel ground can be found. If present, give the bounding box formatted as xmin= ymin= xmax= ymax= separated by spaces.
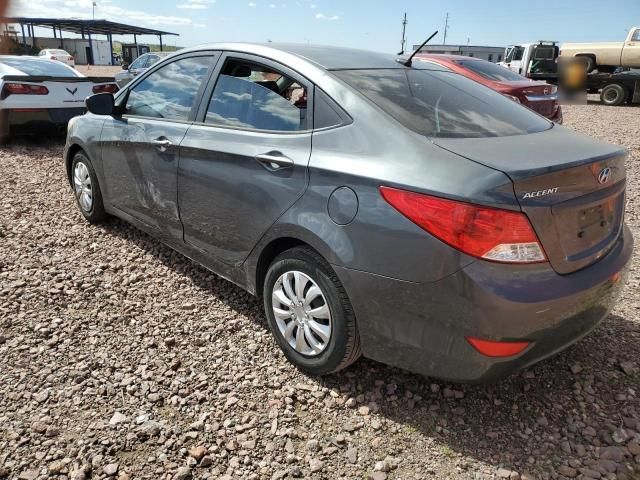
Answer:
xmin=1 ymin=103 xmax=639 ymax=480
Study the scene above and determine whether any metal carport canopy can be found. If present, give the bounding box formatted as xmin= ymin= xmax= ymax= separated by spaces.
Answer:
xmin=2 ymin=17 xmax=179 ymax=37
xmin=2 ymin=17 xmax=179 ymax=64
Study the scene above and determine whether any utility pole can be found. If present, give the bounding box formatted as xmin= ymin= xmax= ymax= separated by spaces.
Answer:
xmin=92 ymin=1 xmax=97 ymax=20
xmin=400 ymin=12 xmax=408 ymax=54
xmin=443 ymin=12 xmax=449 ymax=45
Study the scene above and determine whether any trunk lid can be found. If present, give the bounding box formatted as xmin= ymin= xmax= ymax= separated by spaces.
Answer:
xmin=433 ymin=125 xmax=627 ymax=274
xmin=2 ymin=75 xmax=116 ymax=109
xmin=497 ymin=81 xmax=557 ymax=118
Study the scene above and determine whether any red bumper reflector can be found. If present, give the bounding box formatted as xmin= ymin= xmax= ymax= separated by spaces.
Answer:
xmin=466 ymin=337 xmax=530 ymax=357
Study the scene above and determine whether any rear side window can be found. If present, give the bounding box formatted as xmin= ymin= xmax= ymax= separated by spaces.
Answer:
xmin=204 ymin=58 xmax=308 ymax=131
xmin=334 ymin=69 xmax=551 ymax=138
xmin=454 ymin=59 xmax=525 ymax=82
xmin=126 ymin=56 xmax=214 ymax=121
xmin=0 ymin=59 xmax=77 ymax=77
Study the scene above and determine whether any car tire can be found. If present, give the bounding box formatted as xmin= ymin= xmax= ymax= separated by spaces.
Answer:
xmin=0 ymin=111 xmax=10 ymax=145
xmin=71 ymin=151 xmax=107 ymax=223
xmin=263 ymin=246 xmax=362 ymax=376
xmin=578 ymin=56 xmax=596 ymax=73
xmin=600 ymin=84 xmax=627 ymax=106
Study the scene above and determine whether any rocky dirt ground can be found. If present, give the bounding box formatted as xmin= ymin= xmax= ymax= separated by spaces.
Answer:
xmin=1 ymin=103 xmax=639 ymax=480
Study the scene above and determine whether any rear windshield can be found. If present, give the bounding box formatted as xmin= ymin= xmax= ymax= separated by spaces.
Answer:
xmin=453 ymin=59 xmax=525 ymax=82
xmin=0 ymin=59 xmax=77 ymax=77
xmin=333 ymin=69 xmax=551 ymax=138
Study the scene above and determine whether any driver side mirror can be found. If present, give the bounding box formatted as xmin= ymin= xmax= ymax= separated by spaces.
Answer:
xmin=86 ymin=93 xmax=115 ymax=116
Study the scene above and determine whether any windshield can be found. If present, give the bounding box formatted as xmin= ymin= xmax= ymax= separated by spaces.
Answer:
xmin=0 ymin=58 xmax=77 ymax=77
xmin=454 ymin=59 xmax=525 ymax=82
xmin=333 ymin=69 xmax=551 ymax=138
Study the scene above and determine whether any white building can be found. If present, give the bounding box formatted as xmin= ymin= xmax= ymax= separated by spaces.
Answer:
xmin=413 ymin=44 xmax=506 ymax=63
xmin=29 ymin=37 xmax=113 ymax=65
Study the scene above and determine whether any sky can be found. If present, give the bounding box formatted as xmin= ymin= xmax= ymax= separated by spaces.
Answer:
xmin=10 ymin=0 xmax=640 ymax=52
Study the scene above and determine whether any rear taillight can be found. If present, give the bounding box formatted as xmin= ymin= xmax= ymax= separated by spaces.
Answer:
xmin=92 ymin=84 xmax=119 ymax=94
xmin=70 ymin=56 xmax=75 ymax=62
xmin=379 ymin=186 xmax=546 ymax=264
xmin=2 ymin=83 xmax=49 ymax=98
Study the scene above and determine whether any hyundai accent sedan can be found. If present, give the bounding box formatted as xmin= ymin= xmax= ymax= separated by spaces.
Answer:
xmin=64 ymin=43 xmax=633 ymax=382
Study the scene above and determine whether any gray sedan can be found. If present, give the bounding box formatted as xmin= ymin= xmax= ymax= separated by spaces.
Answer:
xmin=64 ymin=43 xmax=632 ymax=382
xmin=114 ymin=52 xmax=172 ymax=88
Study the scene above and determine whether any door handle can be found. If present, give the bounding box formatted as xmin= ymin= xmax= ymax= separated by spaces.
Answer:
xmin=151 ymin=137 xmax=172 ymax=152
xmin=255 ymin=152 xmax=295 ymax=170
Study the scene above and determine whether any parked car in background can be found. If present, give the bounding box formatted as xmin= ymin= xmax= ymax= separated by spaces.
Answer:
xmin=560 ymin=27 xmax=640 ymax=72
xmin=38 ymin=49 xmax=75 ymax=67
xmin=114 ymin=51 xmax=172 ymax=88
xmin=0 ymin=56 xmax=118 ymax=143
xmin=416 ymin=54 xmax=563 ymax=123
xmin=65 ymin=43 xmax=631 ymax=382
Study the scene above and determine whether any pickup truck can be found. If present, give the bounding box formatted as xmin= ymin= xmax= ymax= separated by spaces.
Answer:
xmin=499 ymin=41 xmax=640 ymax=106
xmin=560 ymin=27 xmax=640 ymax=73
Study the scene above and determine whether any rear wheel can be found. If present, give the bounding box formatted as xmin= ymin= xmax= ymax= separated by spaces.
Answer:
xmin=600 ymin=84 xmax=627 ymax=106
xmin=71 ymin=151 xmax=107 ymax=223
xmin=263 ymin=246 xmax=361 ymax=376
xmin=578 ymin=55 xmax=596 ymax=73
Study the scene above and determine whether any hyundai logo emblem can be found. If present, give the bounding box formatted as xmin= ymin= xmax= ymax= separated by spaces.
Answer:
xmin=598 ymin=167 xmax=612 ymax=184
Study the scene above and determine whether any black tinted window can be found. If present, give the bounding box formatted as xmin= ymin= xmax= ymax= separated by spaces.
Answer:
xmin=454 ymin=59 xmax=526 ymax=82
xmin=334 ymin=69 xmax=551 ymax=138
xmin=205 ymin=59 xmax=307 ymax=131
xmin=314 ymin=88 xmax=344 ymax=129
xmin=126 ymin=56 xmax=213 ymax=120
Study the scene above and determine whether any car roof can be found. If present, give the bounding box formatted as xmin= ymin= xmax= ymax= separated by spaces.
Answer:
xmin=179 ymin=43 xmax=450 ymax=71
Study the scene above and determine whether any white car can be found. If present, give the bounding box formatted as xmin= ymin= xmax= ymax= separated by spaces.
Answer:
xmin=38 ymin=48 xmax=75 ymax=67
xmin=0 ymin=56 xmax=118 ymax=143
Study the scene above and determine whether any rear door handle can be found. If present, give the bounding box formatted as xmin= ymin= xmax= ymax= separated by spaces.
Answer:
xmin=151 ymin=137 xmax=172 ymax=152
xmin=255 ymin=152 xmax=295 ymax=170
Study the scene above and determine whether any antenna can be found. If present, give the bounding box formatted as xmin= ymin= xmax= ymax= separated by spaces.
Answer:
xmin=398 ymin=13 xmax=408 ymax=55
xmin=397 ymin=30 xmax=439 ymax=67
xmin=443 ymin=12 xmax=450 ymax=44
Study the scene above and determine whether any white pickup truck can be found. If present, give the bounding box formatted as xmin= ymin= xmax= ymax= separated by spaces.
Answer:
xmin=560 ymin=27 xmax=640 ymax=73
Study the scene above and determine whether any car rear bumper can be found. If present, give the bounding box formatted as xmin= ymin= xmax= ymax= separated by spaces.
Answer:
xmin=334 ymin=224 xmax=633 ymax=383
xmin=4 ymin=108 xmax=85 ymax=134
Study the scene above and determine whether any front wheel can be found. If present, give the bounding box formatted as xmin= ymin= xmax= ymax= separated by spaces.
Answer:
xmin=71 ymin=151 xmax=107 ymax=223
xmin=263 ymin=246 xmax=361 ymax=376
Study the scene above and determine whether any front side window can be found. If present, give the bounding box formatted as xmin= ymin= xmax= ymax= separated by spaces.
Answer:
xmin=513 ymin=47 xmax=525 ymax=61
xmin=129 ymin=55 xmax=147 ymax=70
xmin=126 ymin=56 xmax=214 ymax=121
xmin=334 ymin=69 xmax=551 ymax=138
xmin=146 ymin=55 xmax=161 ymax=67
xmin=632 ymin=29 xmax=640 ymax=42
xmin=205 ymin=58 xmax=308 ymax=131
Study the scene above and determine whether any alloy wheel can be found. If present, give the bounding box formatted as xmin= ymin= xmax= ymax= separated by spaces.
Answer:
xmin=73 ymin=162 xmax=93 ymax=212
